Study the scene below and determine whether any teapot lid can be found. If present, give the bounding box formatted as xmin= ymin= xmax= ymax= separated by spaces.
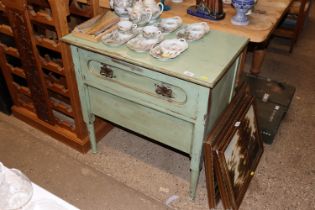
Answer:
xmin=132 ymin=0 xmax=145 ymax=10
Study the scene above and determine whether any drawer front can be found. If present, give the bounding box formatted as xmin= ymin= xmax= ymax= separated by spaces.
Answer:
xmin=88 ymin=87 xmax=194 ymax=154
xmin=78 ymin=49 xmax=202 ymax=120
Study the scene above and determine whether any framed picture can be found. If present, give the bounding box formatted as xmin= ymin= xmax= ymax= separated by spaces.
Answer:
xmin=204 ymin=83 xmax=253 ymax=209
xmin=204 ymin=143 xmax=219 ymax=209
xmin=213 ymin=93 xmax=264 ymax=209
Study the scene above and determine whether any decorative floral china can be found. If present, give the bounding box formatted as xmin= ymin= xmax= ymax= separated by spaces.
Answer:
xmin=127 ymin=33 xmax=164 ymax=52
xmin=102 ymin=30 xmax=135 ymax=47
xmin=150 ymin=38 xmax=188 ymax=60
xmin=143 ymin=0 xmax=164 ymax=23
xmin=142 ymin=25 xmax=162 ymax=39
xmin=109 ymin=0 xmax=133 ymax=17
xmin=176 ymin=22 xmax=210 ymax=41
xmin=127 ymin=0 xmax=153 ymax=26
xmin=102 ymin=20 xmax=138 ymax=47
xmin=117 ymin=20 xmax=137 ymax=33
xmin=157 ymin=16 xmax=182 ymax=33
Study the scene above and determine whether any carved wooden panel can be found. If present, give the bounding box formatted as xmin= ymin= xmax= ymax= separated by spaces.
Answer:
xmin=0 ymin=0 xmax=112 ymax=152
xmin=8 ymin=9 xmax=55 ymax=124
xmin=1 ymin=0 xmax=26 ymax=11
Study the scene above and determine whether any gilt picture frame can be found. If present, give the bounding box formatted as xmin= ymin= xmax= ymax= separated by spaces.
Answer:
xmin=204 ymin=82 xmax=253 ymax=209
xmin=213 ymin=94 xmax=264 ymax=210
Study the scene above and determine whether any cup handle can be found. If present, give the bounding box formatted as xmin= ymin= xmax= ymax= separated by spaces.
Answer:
xmin=201 ymin=22 xmax=210 ymax=32
xmin=131 ymin=24 xmax=138 ymax=34
xmin=174 ymin=16 xmax=182 ymax=24
xmin=157 ymin=2 xmax=164 ymax=15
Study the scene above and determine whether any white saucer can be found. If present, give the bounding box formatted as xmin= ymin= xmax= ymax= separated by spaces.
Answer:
xmin=150 ymin=38 xmax=188 ymax=60
xmin=126 ymin=34 xmax=164 ymax=52
xmin=176 ymin=22 xmax=210 ymax=41
xmin=102 ymin=30 xmax=137 ymax=47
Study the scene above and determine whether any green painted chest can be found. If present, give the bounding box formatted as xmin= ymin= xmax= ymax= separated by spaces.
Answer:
xmin=63 ymin=30 xmax=248 ymax=198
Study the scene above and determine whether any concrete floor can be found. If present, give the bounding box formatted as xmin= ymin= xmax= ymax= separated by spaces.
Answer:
xmin=1 ymin=5 xmax=315 ymax=210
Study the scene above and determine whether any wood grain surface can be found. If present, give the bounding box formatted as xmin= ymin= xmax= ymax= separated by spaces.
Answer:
xmin=78 ymin=0 xmax=293 ymax=42
xmin=161 ymin=0 xmax=293 ymax=42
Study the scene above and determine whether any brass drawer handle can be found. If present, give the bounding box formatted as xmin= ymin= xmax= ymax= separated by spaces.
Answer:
xmin=155 ymin=84 xmax=173 ymax=98
xmin=100 ymin=64 xmax=115 ymax=78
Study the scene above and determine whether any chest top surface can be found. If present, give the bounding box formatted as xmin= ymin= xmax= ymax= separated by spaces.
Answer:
xmin=63 ymin=30 xmax=248 ymax=88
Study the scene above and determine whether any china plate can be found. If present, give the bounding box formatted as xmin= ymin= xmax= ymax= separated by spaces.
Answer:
xmin=176 ymin=22 xmax=210 ymax=41
xmin=102 ymin=30 xmax=138 ymax=47
xmin=150 ymin=38 xmax=188 ymax=60
xmin=156 ymin=16 xmax=183 ymax=34
xmin=126 ymin=34 xmax=164 ymax=52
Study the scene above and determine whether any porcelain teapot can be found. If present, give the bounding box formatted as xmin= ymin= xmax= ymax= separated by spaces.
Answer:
xmin=110 ymin=0 xmax=133 ymax=17
xmin=143 ymin=0 xmax=164 ymax=23
xmin=127 ymin=0 xmax=152 ymax=26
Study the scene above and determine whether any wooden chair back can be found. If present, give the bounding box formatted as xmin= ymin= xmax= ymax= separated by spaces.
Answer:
xmin=273 ymin=0 xmax=312 ymax=52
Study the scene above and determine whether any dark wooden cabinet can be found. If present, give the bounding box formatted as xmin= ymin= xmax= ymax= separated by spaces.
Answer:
xmin=0 ymin=0 xmax=112 ymax=152
xmin=0 ymin=67 xmax=12 ymax=115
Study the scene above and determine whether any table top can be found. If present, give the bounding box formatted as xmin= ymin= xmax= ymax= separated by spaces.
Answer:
xmin=79 ymin=0 xmax=293 ymax=43
xmin=162 ymin=0 xmax=293 ymax=43
xmin=63 ymin=29 xmax=247 ymax=88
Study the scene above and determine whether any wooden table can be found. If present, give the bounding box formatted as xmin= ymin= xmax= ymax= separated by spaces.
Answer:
xmin=81 ymin=0 xmax=293 ymax=74
xmin=161 ymin=0 xmax=293 ymax=74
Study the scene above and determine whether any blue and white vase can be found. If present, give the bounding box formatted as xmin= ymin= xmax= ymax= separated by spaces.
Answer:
xmin=231 ymin=0 xmax=255 ymax=25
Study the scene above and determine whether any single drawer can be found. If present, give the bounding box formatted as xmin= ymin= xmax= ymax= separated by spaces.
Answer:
xmin=88 ymin=86 xmax=194 ymax=154
xmin=78 ymin=49 xmax=204 ymax=120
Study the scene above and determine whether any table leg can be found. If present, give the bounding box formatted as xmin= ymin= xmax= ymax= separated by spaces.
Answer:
xmin=70 ymin=46 xmax=98 ymax=153
xmin=190 ymin=168 xmax=201 ymax=199
xmin=249 ymin=40 xmax=270 ymax=75
xmin=189 ymin=126 xmax=206 ymax=199
xmin=250 ymin=49 xmax=267 ymax=75
xmin=86 ymin=117 xmax=97 ymax=153
xmin=189 ymin=87 xmax=211 ymax=199
xmin=235 ymin=47 xmax=248 ymax=86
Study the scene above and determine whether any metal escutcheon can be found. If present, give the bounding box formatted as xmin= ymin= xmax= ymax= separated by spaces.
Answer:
xmin=100 ymin=64 xmax=115 ymax=78
xmin=155 ymin=84 xmax=173 ymax=98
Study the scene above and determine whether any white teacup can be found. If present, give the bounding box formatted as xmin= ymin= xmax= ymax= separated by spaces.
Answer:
xmin=117 ymin=20 xmax=137 ymax=34
xmin=142 ymin=25 xmax=161 ymax=39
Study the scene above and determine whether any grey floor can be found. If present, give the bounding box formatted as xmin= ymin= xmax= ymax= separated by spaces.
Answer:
xmin=1 ymin=5 xmax=315 ymax=210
